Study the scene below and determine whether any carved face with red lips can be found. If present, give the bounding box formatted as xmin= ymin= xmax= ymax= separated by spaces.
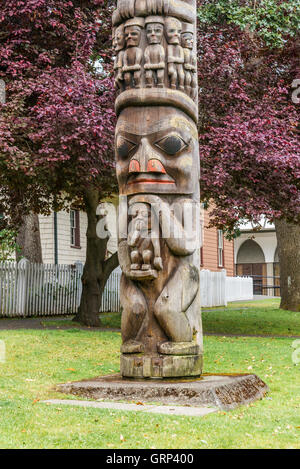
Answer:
xmin=115 ymin=106 xmax=199 ymax=195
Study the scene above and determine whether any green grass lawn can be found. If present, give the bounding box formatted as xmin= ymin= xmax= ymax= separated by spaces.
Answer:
xmin=0 ymin=324 xmax=299 ymax=448
xmin=42 ymin=299 xmax=300 ymax=338
xmin=202 ymin=298 xmax=300 ymax=337
xmin=42 ymin=312 xmax=122 ymax=330
xmin=227 ymin=298 xmax=281 ymax=309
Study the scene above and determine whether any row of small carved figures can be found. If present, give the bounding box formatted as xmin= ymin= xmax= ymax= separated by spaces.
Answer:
xmin=113 ymin=16 xmax=197 ymax=98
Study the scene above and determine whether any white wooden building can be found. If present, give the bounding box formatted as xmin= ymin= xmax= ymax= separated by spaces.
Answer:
xmin=39 ymin=207 xmax=118 ymax=265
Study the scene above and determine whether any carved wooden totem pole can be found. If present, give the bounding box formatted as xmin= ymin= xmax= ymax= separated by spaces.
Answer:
xmin=113 ymin=0 xmax=202 ymax=378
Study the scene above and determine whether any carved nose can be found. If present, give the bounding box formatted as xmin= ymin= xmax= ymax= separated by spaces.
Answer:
xmin=129 ymin=158 xmax=166 ymax=174
xmin=129 ymin=138 xmax=166 ymax=173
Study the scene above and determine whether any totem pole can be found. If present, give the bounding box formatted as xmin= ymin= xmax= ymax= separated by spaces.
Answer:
xmin=113 ymin=0 xmax=202 ymax=378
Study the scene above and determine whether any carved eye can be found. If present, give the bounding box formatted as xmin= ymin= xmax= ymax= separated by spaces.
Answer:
xmin=155 ymin=135 xmax=187 ymax=155
xmin=117 ymin=136 xmax=136 ymax=159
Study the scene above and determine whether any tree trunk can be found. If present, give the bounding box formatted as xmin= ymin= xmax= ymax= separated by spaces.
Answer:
xmin=73 ymin=188 xmax=119 ymax=326
xmin=16 ymin=213 xmax=43 ymax=263
xmin=275 ymin=219 xmax=300 ymax=312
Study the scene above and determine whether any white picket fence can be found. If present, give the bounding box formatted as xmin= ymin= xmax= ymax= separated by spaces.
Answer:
xmin=0 ymin=259 xmax=83 ymax=317
xmin=225 ymin=275 xmax=253 ymax=302
xmin=100 ymin=267 xmax=122 ymax=313
xmin=200 ymin=269 xmax=253 ymax=307
xmin=0 ymin=260 xmax=252 ymax=317
xmin=200 ymin=269 xmax=226 ymax=307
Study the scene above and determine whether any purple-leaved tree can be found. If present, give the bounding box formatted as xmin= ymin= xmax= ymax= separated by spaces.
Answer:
xmin=0 ymin=0 xmax=118 ymax=325
xmin=198 ymin=0 xmax=300 ymax=311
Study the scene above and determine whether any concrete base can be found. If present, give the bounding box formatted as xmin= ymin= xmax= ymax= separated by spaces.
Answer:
xmin=57 ymin=373 xmax=269 ymax=410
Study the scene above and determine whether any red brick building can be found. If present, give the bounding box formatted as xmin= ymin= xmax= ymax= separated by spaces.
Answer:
xmin=201 ymin=209 xmax=234 ymax=276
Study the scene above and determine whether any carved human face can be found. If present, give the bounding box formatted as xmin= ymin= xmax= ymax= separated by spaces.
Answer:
xmin=125 ymin=25 xmax=142 ymax=47
xmin=113 ymin=25 xmax=125 ymax=52
xmin=146 ymin=23 xmax=164 ymax=45
xmin=129 ymin=203 xmax=151 ymax=232
xmin=115 ymin=106 xmax=199 ymax=195
xmin=182 ymin=32 xmax=194 ymax=49
xmin=164 ymin=18 xmax=182 ymax=45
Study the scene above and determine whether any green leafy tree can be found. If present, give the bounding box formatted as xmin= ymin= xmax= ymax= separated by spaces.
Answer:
xmin=0 ymin=229 xmax=20 ymax=261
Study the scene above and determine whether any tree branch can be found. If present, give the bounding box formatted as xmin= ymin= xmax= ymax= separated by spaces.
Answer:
xmin=103 ymin=251 xmax=119 ymax=279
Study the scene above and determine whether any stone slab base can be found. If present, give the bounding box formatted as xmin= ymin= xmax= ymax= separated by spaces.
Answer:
xmin=120 ymin=353 xmax=203 ymax=378
xmin=57 ymin=373 xmax=269 ymax=410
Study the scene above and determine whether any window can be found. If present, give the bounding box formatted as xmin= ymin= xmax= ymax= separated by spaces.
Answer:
xmin=200 ymin=218 xmax=204 ymax=266
xmin=70 ymin=210 xmax=80 ymax=248
xmin=217 ymin=229 xmax=224 ymax=268
xmin=200 ymin=246 xmax=204 ymax=267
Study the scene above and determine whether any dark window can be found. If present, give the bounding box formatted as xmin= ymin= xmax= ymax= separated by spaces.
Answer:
xmin=217 ymin=230 xmax=224 ymax=268
xmin=200 ymin=217 xmax=204 ymax=266
xmin=70 ymin=210 xmax=80 ymax=248
xmin=200 ymin=246 xmax=204 ymax=267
